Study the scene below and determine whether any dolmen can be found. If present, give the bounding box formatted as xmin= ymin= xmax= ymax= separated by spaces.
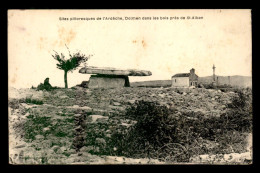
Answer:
xmin=79 ymin=66 xmax=152 ymax=88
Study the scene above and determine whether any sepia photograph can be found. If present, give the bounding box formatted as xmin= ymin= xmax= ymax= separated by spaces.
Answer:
xmin=8 ymin=9 xmax=252 ymax=165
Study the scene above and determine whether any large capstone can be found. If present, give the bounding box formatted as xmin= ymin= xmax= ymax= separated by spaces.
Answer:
xmin=79 ymin=66 xmax=152 ymax=76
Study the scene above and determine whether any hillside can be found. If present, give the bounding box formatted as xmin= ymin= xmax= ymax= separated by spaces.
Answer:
xmin=131 ymin=80 xmax=172 ymax=87
xmin=8 ymin=87 xmax=252 ymax=164
xmin=198 ymin=76 xmax=252 ymax=88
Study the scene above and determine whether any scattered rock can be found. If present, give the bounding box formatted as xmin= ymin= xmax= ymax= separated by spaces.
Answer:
xmin=113 ymin=102 xmax=121 ymax=106
xmin=95 ymin=138 xmax=106 ymax=146
xmin=76 ymin=81 xmax=89 ymax=88
xmin=43 ymin=127 xmax=50 ymax=132
xmin=60 ymin=146 xmax=67 ymax=152
xmin=128 ymin=100 xmax=136 ymax=104
xmin=86 ymin=115 xmax=109 ymax=123
xmin=67 ymin=105 xmax=92 ymax=110
xmin=15 ymin=144 xmax=26 ymax=149
xmin=120 ymin=122 xmax=132 ymax=128
xmin=190 ymin=152 xmax=252 ymax=164
xmin=35 ymin=135 xmax=44 ymax=140
xmin=59 ymin=95 xmax=69 ymax=99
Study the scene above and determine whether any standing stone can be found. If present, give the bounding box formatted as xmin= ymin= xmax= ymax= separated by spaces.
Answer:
xmin=72 ymin=114 xmax=85 ymax=152
xmin=88 ymin=75 xmax=130 ymax=89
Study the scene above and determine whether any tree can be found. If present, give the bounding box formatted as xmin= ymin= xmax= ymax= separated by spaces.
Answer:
xmin=52 ymin=46 xmax=92 ymax=88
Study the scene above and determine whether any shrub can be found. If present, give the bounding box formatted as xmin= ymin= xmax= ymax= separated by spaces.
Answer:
xmin=109 ymin=100 xmax=193 ymax=162
xmin=224 ymin=89 xmax=252 ymax=132
xmin=124 ymin=100 xmax=175 ymax=147
xmin=24 ymin=114 xmax=51 ymax=141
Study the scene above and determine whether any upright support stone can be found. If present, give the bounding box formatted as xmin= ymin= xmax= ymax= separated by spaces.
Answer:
xmin=88 ymin=75 xmax=126 ymax=89
xmin=124 ymin=76 xmax=130 ymax=87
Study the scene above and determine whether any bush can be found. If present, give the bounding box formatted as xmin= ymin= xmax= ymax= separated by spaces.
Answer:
xmin=125 ymin=100 xmax=174 ymax=147
xmin=24 ymin=114 xmax=51 ymax=141
xmin=109 ymin=100 xmax=194 ymax=162
xmin=224 ymin=89 xmax=252 ymax=132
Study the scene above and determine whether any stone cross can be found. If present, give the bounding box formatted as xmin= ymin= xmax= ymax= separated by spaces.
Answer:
xmin=213 ymin=64 xmax=216 ymax=82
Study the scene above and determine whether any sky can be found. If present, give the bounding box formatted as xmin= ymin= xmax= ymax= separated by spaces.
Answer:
xmin=8 ymin=9 xmax=252 ymax=89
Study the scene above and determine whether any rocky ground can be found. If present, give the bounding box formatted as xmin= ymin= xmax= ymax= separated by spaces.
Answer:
xmin=8 ymin=86 xmax=252 ymax=164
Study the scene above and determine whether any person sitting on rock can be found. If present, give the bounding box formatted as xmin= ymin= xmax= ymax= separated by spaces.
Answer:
xmin=44 ymin=78 xmax=53 ymax=90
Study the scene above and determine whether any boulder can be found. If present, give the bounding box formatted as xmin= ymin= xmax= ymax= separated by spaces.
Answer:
xmin=95 ymin=138 xmax=106 ymax=146
xmin=190 ymin=152 xmax=252 ymax=164
xmin=36 ymin=78 xmax=53 ymax=91
xmin=76 ymin=81 xmax=89 ymax=88
xmin=43 ymin=127 xmax=50 ymax=132
xmin=35 ymin=135 xmax=44 ymax=140
xmin=113 ymin=102 xmax=121 ymax=106
xmin=15 ymin=144 xmax=26 ymax=149
xmin=86 ymin=115 xmax=109 ymax=123
xmin=128 ymin=100 xmax=136 ymax=105
xmin=88 ymin=75 xmax=126 ymax=89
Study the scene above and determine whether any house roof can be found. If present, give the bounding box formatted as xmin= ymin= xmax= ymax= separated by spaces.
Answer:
xmin=172 ymin=73 xmax=190 ymax=77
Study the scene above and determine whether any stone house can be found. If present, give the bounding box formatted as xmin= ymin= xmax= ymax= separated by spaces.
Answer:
xmin=171 ymin=68 xmax=198 ymax=87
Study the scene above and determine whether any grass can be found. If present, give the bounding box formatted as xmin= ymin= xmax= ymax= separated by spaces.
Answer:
xmin=55 ymin=131 xmax=67 ymax=137
xmin=24 ymin=112 xmax=74 ymax=141
xmin=25 ymin=98 xmax=44 ymax=105
xmin=24 ymin=114 xmax=52 ymax=141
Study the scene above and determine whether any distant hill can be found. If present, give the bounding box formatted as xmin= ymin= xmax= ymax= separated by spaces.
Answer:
xmin=131 ymin=80 xmax=172 ymax=87
xmin=131 ymin=76 xmax=252 ymax=88
xmin=198 ymin=75 xmax=252 ymax=88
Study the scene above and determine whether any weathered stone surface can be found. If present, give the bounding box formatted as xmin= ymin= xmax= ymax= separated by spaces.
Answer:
xmin=86 ymin=115 xmax=109 ymax=123
xmin=88 ymin=76 xmax=126 ymax=89
xmin=189 ymin=152 xmax=252 ymax=164
xmin=35 ymin=135 xmax=44 ymax=140
xmin=79 ymin=66 xmax=152 ymax=76
xmin=76 ymin=81 xmax=89 ymax=88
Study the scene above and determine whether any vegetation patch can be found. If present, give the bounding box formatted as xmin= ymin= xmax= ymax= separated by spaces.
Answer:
xmin=85 ymin=89 xmax=252 ymax=162
xmin=25 ymin=98 xmax=44 ymax=105
xmin=19 ymin=87 xmax=252 ymax=164
xmin=24 ymin=114 xmax=51 ymax=141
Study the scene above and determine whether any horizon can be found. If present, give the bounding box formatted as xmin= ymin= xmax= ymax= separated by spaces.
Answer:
xmin=9 ymin=75 xmax=252 ymax=89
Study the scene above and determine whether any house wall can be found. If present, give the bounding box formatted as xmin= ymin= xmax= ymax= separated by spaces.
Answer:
xmin=189 ymin=69 xmax=198 ymax=87
xmin=189 ymin=69 xmax=198 ymax=82
xmin=189 ymin=74 xmax=198 ymax=82
xmin=171 ymin=77 xmax=189 ymax=87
